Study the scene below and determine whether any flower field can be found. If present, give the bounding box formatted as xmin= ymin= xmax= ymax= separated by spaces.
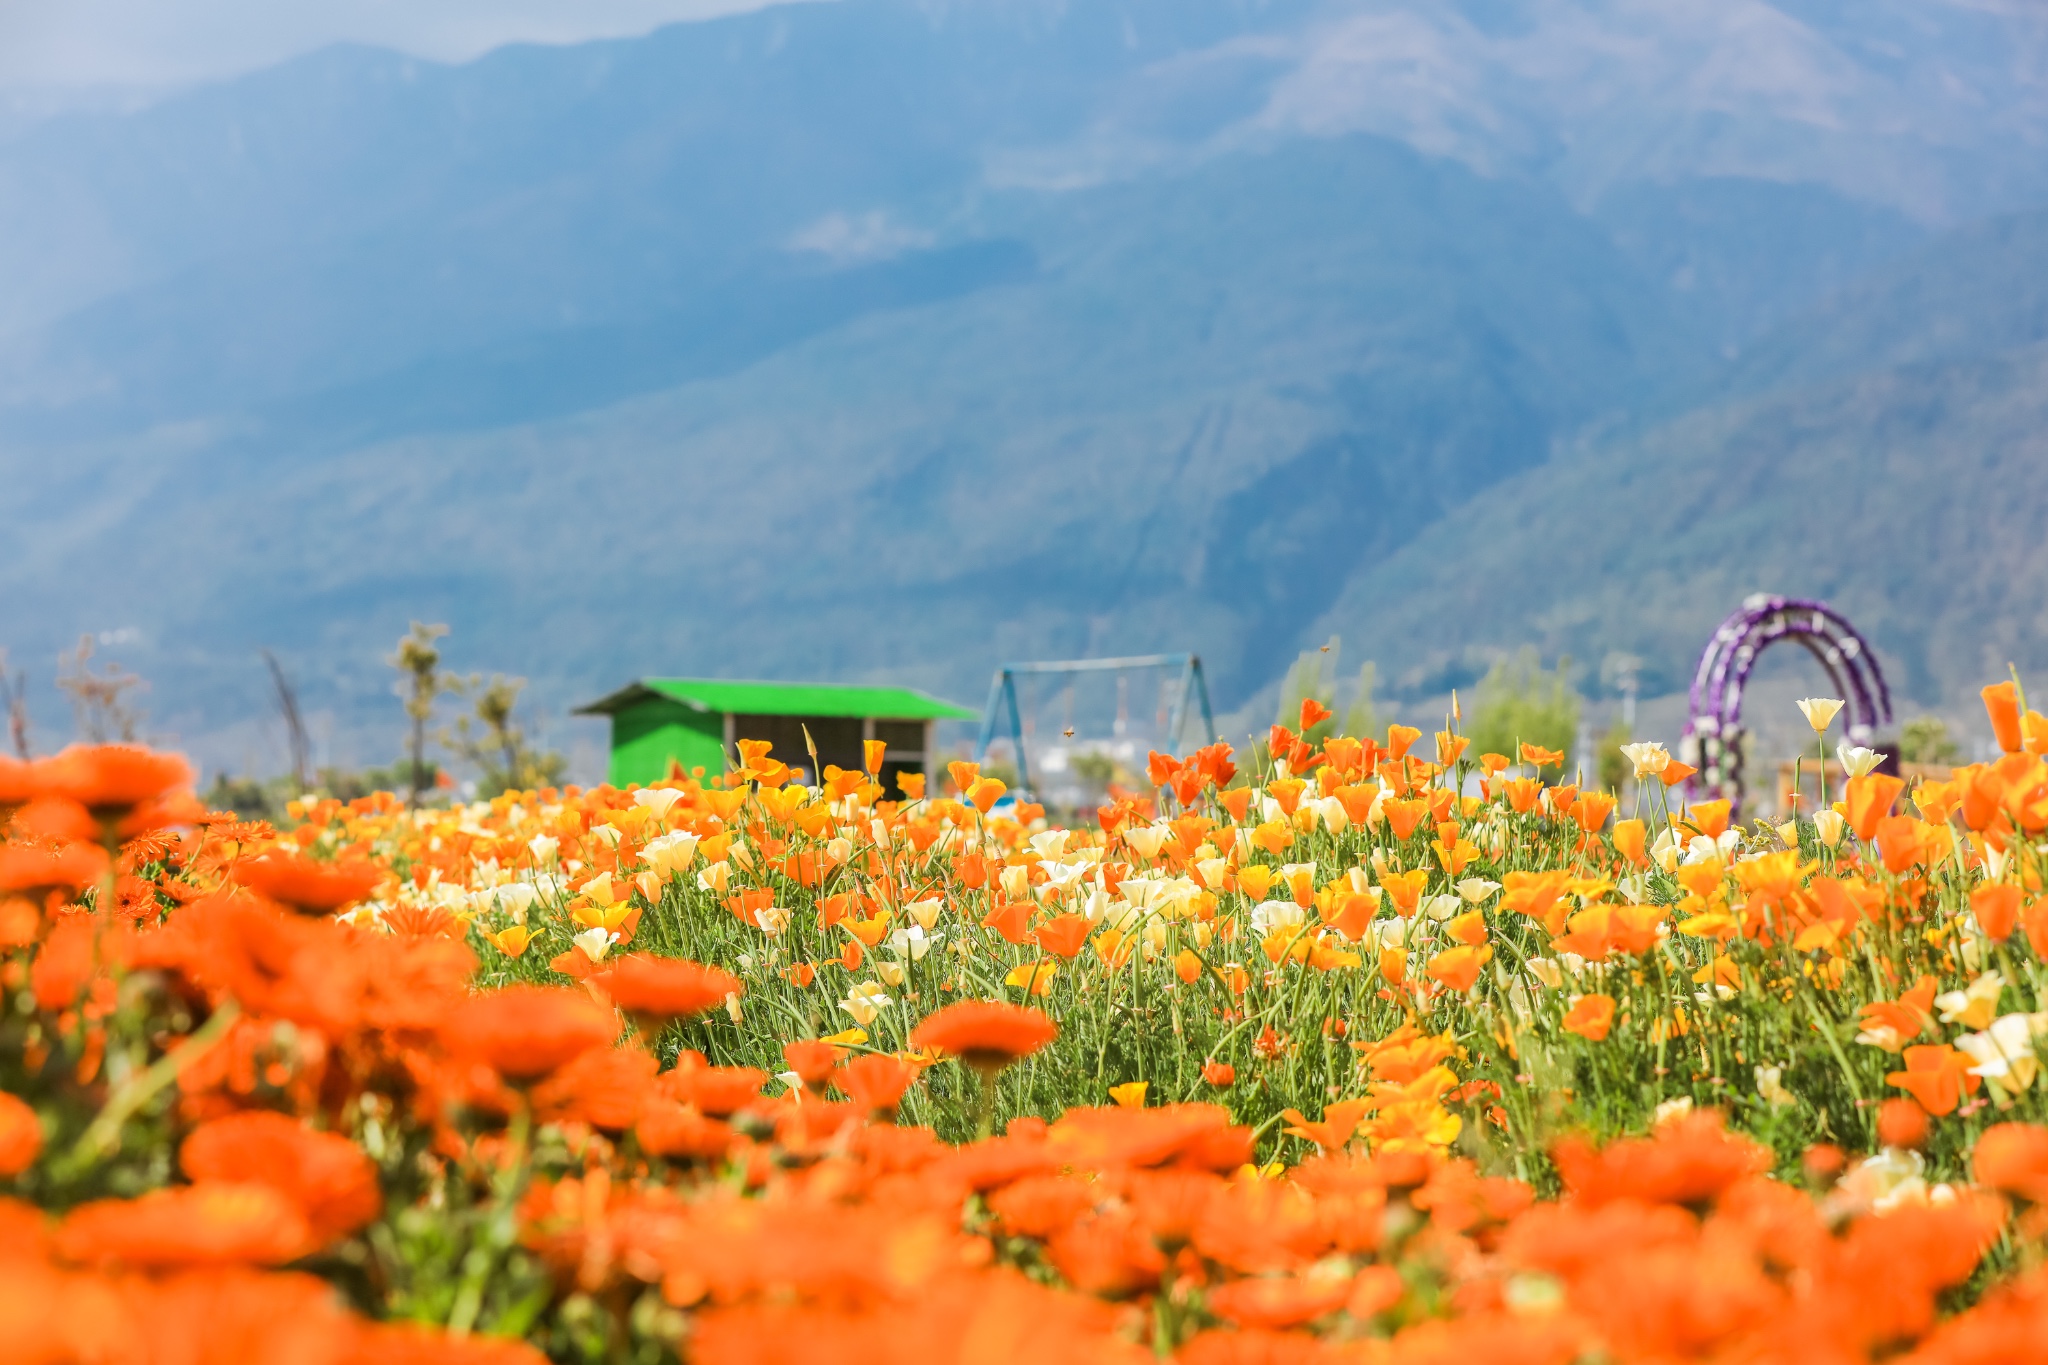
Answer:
xmin=8 ymin=682 xmax=2048 ymax=1362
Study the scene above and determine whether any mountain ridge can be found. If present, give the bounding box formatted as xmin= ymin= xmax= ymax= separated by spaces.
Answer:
xmin=0 ymin=0 xmax=2043 ymax=774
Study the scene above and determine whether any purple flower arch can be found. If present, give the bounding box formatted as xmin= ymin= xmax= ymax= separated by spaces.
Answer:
xmin=1681 ymin=595 xmax=1892 ymax=818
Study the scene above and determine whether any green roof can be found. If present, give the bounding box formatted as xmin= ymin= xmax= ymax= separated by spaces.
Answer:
xmin=574 ymin=677 xmax=977 ymax=721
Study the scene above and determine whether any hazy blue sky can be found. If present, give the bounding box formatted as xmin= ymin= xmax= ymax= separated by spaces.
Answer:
xmin=0 ymin=0 xmax=808 ymax=94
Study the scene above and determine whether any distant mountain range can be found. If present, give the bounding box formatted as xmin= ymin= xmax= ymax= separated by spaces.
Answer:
xmin=1 ymin=0 xmax=2044 ymax=776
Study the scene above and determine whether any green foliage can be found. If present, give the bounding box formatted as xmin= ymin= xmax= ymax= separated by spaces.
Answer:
xmin=389 ymin=622 xmax=454 ymax=809
xmin=1342 ymin=661 xmax=1380 ymax=742
xmin=1466 ymin=649 xmax=1580 ymax=770
xmin=1901 ymin=714 xmax=1962 ymax=765
xmin=1597 ymin=712 xmax=1632 ymax=794
xmin=1069 ymin=752 xmax=1117 ymax=786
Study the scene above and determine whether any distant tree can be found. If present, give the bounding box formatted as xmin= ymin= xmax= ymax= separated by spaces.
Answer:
xmin=56 ymin=636 xmax=145 ymax=743
xmin=1900 ymin=714 xmax=1962 ymax=765
xmin=0 ymin=650 xmax=29 ymax=758
xmin=1466 ymin=649 xmax=1580 ymax=772
xmin=1596 ymin=711 xmax=1631 ymax=794
xmin=446 ymin=674 xmax=567 ymax=797
xmin=389 ymin=623 xmax=454 ymax=808
xmin=1070 ymin=752 xmax=1117 ymax=787
xmin=1342 ymin=661 xmax=1380 ymax=742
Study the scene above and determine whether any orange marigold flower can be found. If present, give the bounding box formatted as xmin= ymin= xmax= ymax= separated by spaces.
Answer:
xmin=532 ymin=1046 xmax=658 ymax=1132
xmin=602 ymin=954 xmax=741 ymax=1024
xmin=441 ymin=985 xmax=617 ymax=1081
xmin=835 ymin=1054 xmax=921 ymax=1117
xmin=234 ymin=853 xmax=384 ymax=915
xmin=659 ymin=1062 xmax=768 ymax=1117
xmin=346 ymin=1323 xmax=553 ymax=1365
xmin=11 ymin=796 xmax=97 ymax=844
xmin=988 ymin=1173 xmax=1096 ymax=1239
xmin=0 ymin=1090 xmax=43 ymax=1176
xmin=0 ymin=841 xmax=109 ymax=895
xmin=56 ymin=1183 xmax=311 ymax=1267
xmin=1561 ymin=993 xmax=1617 ymax=1042
xmin=909 ymin=1001 xmax=1057 ymax=1074
xmin=33 ymin=744 xmax=193 ymax=817
xmin=783 ymin=1039 xmax=845 ymax=1090
xmin=636 ymin=1106 xmax=733 ymax=1162
xmin=1205 ymin=1276 xmax=1354 ymax=1331
xmin=180 ymin=1111 xmax=381 ymax=1249
xmin=1551 ymin=1111 xmax=1771 ymax=1208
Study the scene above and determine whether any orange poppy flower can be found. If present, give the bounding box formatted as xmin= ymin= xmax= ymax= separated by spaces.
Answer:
xmin=982 ymin=899 xmax=1033 ymax=945
xmin=1845 ymin=772 xmax=1907 ymax=842
xmin=1382 ymin=798 xmax=1428 ymax=841
xmin=1985 ymin=682 xmax=2024 ymax=753
xmin=1032 ymin=914 xmax=1092 ymax=960
xmin=1573 ymin=790 xmax=1617 ymax=833
xmin=1886 ymin=1044 xmax=1981 ymax=1116
xmin=1660 ymin=761 xmax=1697 ymax=788
xmin=1281 ymin=1098 xmax=1371 ymax=1154
xmin=1379 ymin=868 xmax=1429 ymax=917
xmin=1561 ymin=993 xmax=1617 ymax=1042
xmin=1972 ymin=884 xmax=2023 ymax=942
xmin=1426 ymin=945 xmax=1490 ymax=992
xmin=1501 ymin=778 xmax=1543 ymax=814
xmin=1611 ymin=818 xmax=1648 ymax=868
xmin=1202 ymin=1061 xmax=1236 ymax=1087
xmin=909 ymin=1000 xmax=1057 ymax=1074
xmin=1519 ymin=742 xmax=1565 ymax=769
xmin=602 ymin=955 xmax=741 ymax=1025
xmin=1682 ymin=799 xmax=1731 ymax=840
xmin=235 ymin=853 xmax=384 ymax=915
xmin=1877 ymin=1097 xmax=1930 ymax=1150
xmin=1856 ymin=975 xmax=1937 ymax=1052
xmin=441 ymin=985 xmax=617 ymax=1080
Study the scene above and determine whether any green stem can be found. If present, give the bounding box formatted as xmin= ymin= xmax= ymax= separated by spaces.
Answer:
xmin=449 ymin=1098 xmax=532 ymax=1336
xmin=61 ymin=999 xmax=242 ymax=1173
